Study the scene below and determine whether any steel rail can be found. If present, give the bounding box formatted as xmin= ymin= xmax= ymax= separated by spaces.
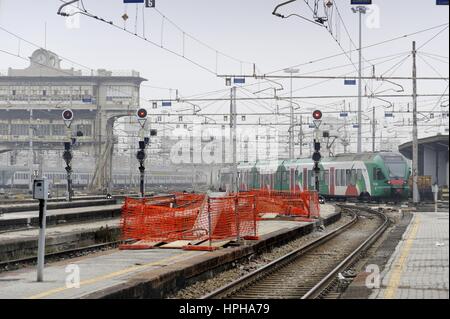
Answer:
xmin=201 ymin=209 xmax=359 ymax=299
xmin=301 ymin=206 xmax=389 ymax=299
xmin=202 ymin=206 xmax=388 ymax=299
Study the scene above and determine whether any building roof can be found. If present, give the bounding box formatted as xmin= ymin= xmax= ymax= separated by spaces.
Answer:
xmin=399 ymin=134 xmax=449 ymax=158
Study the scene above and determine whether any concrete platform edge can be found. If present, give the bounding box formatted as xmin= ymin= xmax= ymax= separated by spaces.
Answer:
xmin=80 ymin=209 xmax=342 ymax=299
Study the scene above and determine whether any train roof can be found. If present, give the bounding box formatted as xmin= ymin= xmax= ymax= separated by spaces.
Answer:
xmin=237 ymin=152 xmax=407 ymax=168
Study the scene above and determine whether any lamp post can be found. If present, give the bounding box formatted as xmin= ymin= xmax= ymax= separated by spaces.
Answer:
xmin=351 ymin=6 xmax=367 ymax=153
xmin=284 ymin=68 xmax=300 ymax=159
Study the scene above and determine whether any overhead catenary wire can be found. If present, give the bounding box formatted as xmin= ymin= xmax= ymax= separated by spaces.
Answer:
xmin=57 ymin=0 xmax=254 ymax=77
xmin=265 ymin=22 xmax=449 ymax=75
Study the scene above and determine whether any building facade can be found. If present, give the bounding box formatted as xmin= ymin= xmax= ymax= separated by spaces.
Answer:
xmin=0 ymin=48 xmax=146 ymax=191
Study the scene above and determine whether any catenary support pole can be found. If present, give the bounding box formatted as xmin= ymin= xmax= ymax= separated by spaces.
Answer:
xmin=412 ymin=41 xmax=420 ymax=204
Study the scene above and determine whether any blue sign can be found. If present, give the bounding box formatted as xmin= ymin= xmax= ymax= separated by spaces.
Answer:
xmin=353 ymin=124 xmax=360 ymax=129
xmin=309 ymin=124 xmax=316 ymax=129
xmin=162 ymin=101 xmax=172 ymax=107
xmin=344 ymin=79 xmax=357 ymax=86
xmin=436 ymin=0 xmax=449 ymax=5
xmin=233 ymin=78 xmax=246 ymax=84
xmin=385 ymin=112 xmax=394 ymax=118
xmin=124 ymin=0 xmax=144 ymax=3
xmin=82 ymin=98 xmax=92 ymax=103
xmin=351 ymin=0 xmax=372 ymax=4
xmin=340 ymin=112 xmax=349 ymax=117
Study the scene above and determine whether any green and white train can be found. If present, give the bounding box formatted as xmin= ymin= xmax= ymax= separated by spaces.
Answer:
xmin=219 ymin=152 xmax=411 ymax=201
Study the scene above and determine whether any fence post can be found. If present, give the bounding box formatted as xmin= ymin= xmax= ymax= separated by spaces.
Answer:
xmin=253 ymin=195 xmax=257 ymax=238
xmin=207 ymin=196 xmax=212 ymax=248
xmin=234 ymin=195 xmax=241 ymax=244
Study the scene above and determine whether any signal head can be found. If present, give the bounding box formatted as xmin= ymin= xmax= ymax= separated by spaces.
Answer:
xmin=63 ymin=151 xmax=73 ymax=162
xmin=312 ymin=152 xmax=322 ymax=162
xmin=136 ymin=150 xmax=146 ymax=161
xmin=312 ymin=110 xmax=323 ymax=120
xmin=62 ymin=109 xmax=74 ymax=121
xmin=137 ymin=108 xmax=148 ymax=119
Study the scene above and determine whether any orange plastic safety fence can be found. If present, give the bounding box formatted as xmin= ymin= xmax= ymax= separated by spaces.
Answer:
xmin=120 ymin=194 xmax=258 ymax=246
xmin=120 ymin=194 xmax=207 ymax=242
xmin=248 ymin=190 xmax=320 ymax=218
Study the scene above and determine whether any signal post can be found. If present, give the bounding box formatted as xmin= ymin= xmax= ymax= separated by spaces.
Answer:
xmin=136 ymin=108 xmax=156 ymax=199
xmin=312 ymin=110 xmax=323 ymax=193
xmin=62 ymin=109 xmax=74 ymax=202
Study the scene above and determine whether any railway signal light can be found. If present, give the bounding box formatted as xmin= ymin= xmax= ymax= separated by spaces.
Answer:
xmin=312 ymin=152 xmax=322 ymax=162
xmin=314 ymin=141 xmax=321 ymax=152
xmin=137 ymin=108 xmax=148 ymax=128
xmin=312 ymin=110 xmax=323 ymax=120
xmin=136 ymin=150 xmax=146 ymax=161
xmin=63 ymin=150 xmax=73 ymax=162
xmin=62 ymin=109 xmax=74 ymax=128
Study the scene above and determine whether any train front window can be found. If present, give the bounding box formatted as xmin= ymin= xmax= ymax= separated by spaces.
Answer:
xmin=385 ymin=162 xmax=406 ymax=178
xmin=373 ymin=168 xmax=386 ymax=181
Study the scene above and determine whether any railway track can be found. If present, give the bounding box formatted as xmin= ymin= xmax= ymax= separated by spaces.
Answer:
xmin=202 ymin=206 xmax=389 ymax=299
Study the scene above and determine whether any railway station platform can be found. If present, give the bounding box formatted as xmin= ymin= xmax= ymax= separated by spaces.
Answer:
xmin=0 ymin=198 xmax=117 ymax=214
xmin=0 ymin=204 xmax=122 ymax=230
xmin=0 ymin=204 xmax=339 ymax=299
xmin=344 ymin=211 xmax=449 ymax=299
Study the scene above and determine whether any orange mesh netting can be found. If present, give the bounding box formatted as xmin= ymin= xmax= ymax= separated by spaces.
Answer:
xmin=120 ymin=194 xmax=207 ymax=242
xmin=249 ymin=190 xmax=320 ymax=219
xmin=120 ymin=193 xmax=258 ymax=246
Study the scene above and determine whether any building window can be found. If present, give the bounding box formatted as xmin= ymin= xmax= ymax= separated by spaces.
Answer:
xmin=76 ymin=124 xmax=92 ymax=137
xmin=35 ymin=125 xmax=51 ymax=136
xmin=52 ymin=124 xmax=66 ymax=136
xmin=11 ymin=124 xmax=28 ymax=136
xmin=0 ymin=123 xmax=8 ymax=135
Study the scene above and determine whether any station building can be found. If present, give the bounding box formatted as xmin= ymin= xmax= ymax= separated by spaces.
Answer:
xmin=0 ymin=48 xmax=145 ymax=190
xmin=399 ymin=134 xmax=449 ymax=187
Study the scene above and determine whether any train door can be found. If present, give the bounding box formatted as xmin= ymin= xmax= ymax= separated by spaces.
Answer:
xmin=330 ymin=167 xmax=336 ymax=196
xmin=303 ymin=168 xmax=308 ymax=191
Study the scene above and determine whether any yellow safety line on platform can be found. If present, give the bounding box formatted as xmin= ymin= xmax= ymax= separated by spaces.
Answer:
xmin=383 ymin=215 xmax=421 ymax=299
xmin=28 ymin=251 xmax=197 ymax=299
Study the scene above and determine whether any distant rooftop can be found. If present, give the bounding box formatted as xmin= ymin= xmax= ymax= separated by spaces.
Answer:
xmin=3 ymin=49 xmax=141 ymax=78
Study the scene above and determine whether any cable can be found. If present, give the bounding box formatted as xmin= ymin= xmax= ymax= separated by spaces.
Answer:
xmin=57 ymin=0 xmax=253 ymax=77
xmin=265 ymin=22 xmax=449 ymax=75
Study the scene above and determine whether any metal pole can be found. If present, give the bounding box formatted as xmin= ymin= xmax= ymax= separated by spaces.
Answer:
xmin=314 ymin=128 xmax=320 ymax=193
xmin=140 ymin=169 xmax=145 ymax=198
xmin=299 ymin=115 xmax=303 ymax=157
xmin=372 ymin=107 xmax=376 ymax=152
xmin=290 ymin=75 xmax=294 ymax=159
xmin=231 ymin=87 xmax=238 ymax=194
xmin=234 ymin=196 xmax=241 ymax=244
xmin=67 ymin=169 xmax=72 ymax=202
xmin=357 ymin=8 xmax=363 ymax=153
xmin=29 ymin=109 xmax=33 ymax=194
xmin=412 ymin=41 xmax=420 ymax=204
xmin=37 ymin=198 xmax=47 ymax=282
